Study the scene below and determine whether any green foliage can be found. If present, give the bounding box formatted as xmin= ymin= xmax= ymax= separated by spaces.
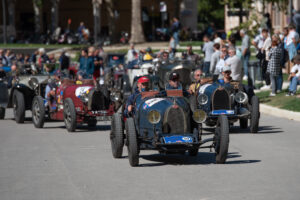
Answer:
xmin=33 ymin=0 xmax=43 ymax=8
xmin=197 ymin=0 xmax=224 ymax=29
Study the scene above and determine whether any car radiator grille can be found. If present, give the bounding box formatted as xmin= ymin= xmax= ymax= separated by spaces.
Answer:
xmin=212 ymin=89 xmax=230 ymax=110
xmin=163 ymin=107 xmax=189 ymax=134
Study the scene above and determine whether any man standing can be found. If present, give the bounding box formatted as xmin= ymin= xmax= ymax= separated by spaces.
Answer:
xmin=210 ymin=43 xmax=221 ymax=77
xmin=240 ymin=29 xmax=251 ymax=81
xmin=202 ymin=35 xmax=214 ymax=75
xmin=171 ymin=17 xmax=180 ymax=46
xmin=225 ymin=47 xmax=242 ymax=82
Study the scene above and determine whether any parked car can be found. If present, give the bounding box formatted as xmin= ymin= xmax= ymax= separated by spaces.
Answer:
xmin=31 ymin=78 xmax=120 ymax=132
xmin=195 ymin=79 xmax=260 ymax=133
xmin=110 ymin=88 xmax=230 ymax=167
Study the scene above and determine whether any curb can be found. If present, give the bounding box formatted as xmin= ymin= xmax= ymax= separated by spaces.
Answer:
xmin=260 ymin=104 xmax=300 ymax=122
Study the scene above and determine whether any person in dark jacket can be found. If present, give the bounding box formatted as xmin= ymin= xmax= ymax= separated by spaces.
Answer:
xmin=79 ymin=49 xmax=94 ymax=77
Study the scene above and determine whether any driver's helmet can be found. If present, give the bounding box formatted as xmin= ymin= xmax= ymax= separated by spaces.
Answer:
xmin=138 ymin=76 xmax=150 ymax=91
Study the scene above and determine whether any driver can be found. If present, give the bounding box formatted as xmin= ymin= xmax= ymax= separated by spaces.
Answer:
xmin=124 ymin=76 xmax=150 ymax=117
xmin=218 ymin=66 xmax=232 ymax=84
xmin=189 ymin=69 xmax=203 ymax=95
xmin=166 ymin=72 xmax=182 ymax=90
xmin=45 ymin=70 xmax=62 ymax=111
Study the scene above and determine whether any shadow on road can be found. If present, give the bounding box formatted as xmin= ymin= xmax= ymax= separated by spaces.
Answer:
xmin=139 ymin=152 xmax=260 ymax=167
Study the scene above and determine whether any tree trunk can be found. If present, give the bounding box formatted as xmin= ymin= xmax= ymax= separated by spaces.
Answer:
xmin=7 ymin=0 xmax=16 ymax=36
xmin=130 ymin=0 xmax=145 ymax=44
xmin=33 ymin=0 xmax=41 ymax=36
xmin=51 ymin=0 xmax=59 ymax=33
xmin=104 ymin=0 xmax=117 ymax=43
xmin=92 ymin=0 xmax=101 ymax=44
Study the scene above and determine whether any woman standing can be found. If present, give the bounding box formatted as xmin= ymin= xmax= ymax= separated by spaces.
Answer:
xmin=267 ymin=34 xmax=283 ymax=96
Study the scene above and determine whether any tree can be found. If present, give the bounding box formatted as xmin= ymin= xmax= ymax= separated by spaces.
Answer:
xmin=130 ymin=0 xmax=145 ymax=43
xmin=92 ymin=0 xmax=102 ymax=44
xmin=104 ymin=0 xmax=117 ymax=43
xmin=33 ymin=0 xmax=42 ymax=36
xmin=50 ymin=0 xmax=59 ymax=33
xmin=7 ymin=0 xmax=16 ymax=37
xmin=198 ymin=0 xmax=224 ymax=30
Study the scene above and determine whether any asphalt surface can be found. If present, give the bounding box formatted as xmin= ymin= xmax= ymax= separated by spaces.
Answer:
xmin=0 ymin=109 xmax=300 ymax=200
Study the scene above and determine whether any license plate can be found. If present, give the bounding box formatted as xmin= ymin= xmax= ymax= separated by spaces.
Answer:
xmin=211 ymin=110 xmax=234 ymax=115
xmin=163 ymin=136 xmax=193 ymax=144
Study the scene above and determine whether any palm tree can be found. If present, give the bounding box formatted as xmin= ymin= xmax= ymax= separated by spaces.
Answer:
xmin=130 ymin=0 xmax=145 ymax=43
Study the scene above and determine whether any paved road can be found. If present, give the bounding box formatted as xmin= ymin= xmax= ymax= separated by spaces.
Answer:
xmin=0 ymin=109 xmax=299 ymax=200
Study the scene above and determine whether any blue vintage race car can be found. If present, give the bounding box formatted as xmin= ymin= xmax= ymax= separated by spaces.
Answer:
xmin=110 ymin=88 xmax=229 ymax=167
xmin=195 ymin=79 xmax=260 ymax=133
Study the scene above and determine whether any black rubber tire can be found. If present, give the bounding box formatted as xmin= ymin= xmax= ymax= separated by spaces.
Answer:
xmin=13 ymin=90 xmax=25 ymax=123
xmin=63 ymin=98 xmax=77 ymax=132
xmin=239 ymin=118 xmax=248 ymax=129
xmin=32 ymin=96 xmax=45 ymax=128
xmin=250 ymin=96 xmax=260 ymax=133
xmin=87 ymin=118 xmax=97 ymax=127
xmin=215 ymin=115 xmax=229 ymax=164
xmin=126 ymin=118 xmax=139 ymax=167
xmin=0 ymin=107 xmax=5 ymax=119
xmin=110 ymin=113 xmax=124 ymax=158
xmin=188 ymin=148 xmax=198 ymax=156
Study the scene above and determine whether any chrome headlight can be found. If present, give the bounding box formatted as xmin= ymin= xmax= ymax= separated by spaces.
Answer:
xmin=197 ymin=93 xmax=208 ymax=105
xmin=80 ymin=93 xmax=89 ymax=103
xmin=192 ymin=109 xmax=207 ymax=123
xmin=28 ymin=77 xmax=39 ymax=90
xmin=234 ymin=92 xmax=248 ymax=104
xmin=110 ymin=92 xmax=121 ymax=102
xmin=147 ymin=110 xmax=161 ymax=125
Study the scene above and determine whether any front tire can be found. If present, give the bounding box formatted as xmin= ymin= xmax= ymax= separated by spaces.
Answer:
xmin=126 ymin=118 xmax=139 ymax=166
xmin=64 ymin=98 xmax=77 ymax=132
xmin=215 ymin=115 xmax=229 ymax=164
xmin=13 ymin=90 xmax=25 ymax=123
xmin=32 ymin=96 xmax=45 ymax=128
xmin=110 ymin=113 xmax=124 ymax=158
xmin=0 ymin=107 xmax=5 ymax=119
xmin=250 ymin=96 xmax=260 ymax=133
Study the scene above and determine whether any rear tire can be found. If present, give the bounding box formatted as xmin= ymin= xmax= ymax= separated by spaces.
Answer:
xmin=110 ymin=113 xmax=124 ymax=158
xmin=215 ymin=115 xmax=229 ymax=164
xmin=64 ymin=98 xmax=77 ymax=132
xmin=32 ymin=96 xmax=45 ymax=128
xmin=126 ymin=118 xmax=139 ymax=166
xmin=13 ymin=90 xmax=25 ymax=123
xmin=0 ymin=107 xmax=5 ymax=119
xmin=250 ymin=96 xmax=260 ymax=133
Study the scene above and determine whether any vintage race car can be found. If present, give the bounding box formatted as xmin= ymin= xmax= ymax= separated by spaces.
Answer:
xmin=31 ymin=78 xmax=120 ymax=132
xmin=156 ymin=60 xmax=195 ymax=90
xmin=127 ymin=62 xmax=158 ymax=87
xmin=195 ymin=79 xmax=260 ymax=133
xmin=110 ymin=89 xmax=229 ymax=167
xmin=0 ymin=68 xmax=49 ymax=123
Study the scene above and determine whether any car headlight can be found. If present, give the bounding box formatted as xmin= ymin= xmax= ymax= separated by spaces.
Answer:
xmin=234 ymin=92 xmax=248 ymax=104
xmin=28 ymin=77 xmax=39 ymax=89
xmin=197 ymin=93 xmax=208 ymax=105
xmin=80 ymin=93 xmax=89 ymax=103
xmin=147 ymin=110 xmax=161 ymax=125
xmin=192 ymin=109 xmax=207 ymax=123
xmin=110 ymin=92 xmax=121 ymax=102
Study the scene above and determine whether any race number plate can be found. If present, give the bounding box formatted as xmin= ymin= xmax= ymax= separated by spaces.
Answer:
xmin=163 ymin=136 xmax=193 ymax=144
xmin=211 ymin=110 xmax=234 ymax=115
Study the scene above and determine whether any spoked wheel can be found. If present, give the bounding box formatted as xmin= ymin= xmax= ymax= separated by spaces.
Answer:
xmin=32 ymin=96 xmax=45 ymax=128
xmin=13 ymin=90 xmax=25 ymax=123
xmin=0 ymin=107 xmax=5 ymax=119
xmin=214 ymin=115 xmax=229 ymax=164
xmin=126 ymin=118 xmax=139 ymax=167
xmin=63 ymin=98 xmax=76 ymax=132
xmin=239 ymin=118 xmax=248 ymax=129
xmin=250 ymin=96 xmax=260 ymax=133
xmin=110 ymin=113 xmax=124 ymax=158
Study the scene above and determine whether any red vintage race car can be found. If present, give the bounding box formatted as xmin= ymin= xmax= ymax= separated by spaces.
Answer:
xmin=31 ymin=79 xmax=120 ymax=132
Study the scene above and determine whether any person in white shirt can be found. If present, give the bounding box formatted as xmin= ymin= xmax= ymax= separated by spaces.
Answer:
xmin=286 ymin=55 xmax=300 ymax=96
xmin=225 ymin=47 xmax=243 ymax=82
xmin=286 ymin=24 xmax=299 ymax=61
xmin=126 ymin=43 xmax=137 ymax=64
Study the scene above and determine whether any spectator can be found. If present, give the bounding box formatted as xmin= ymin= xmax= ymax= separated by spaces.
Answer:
xmin=184 ymin=45 xmax=201 ymax=67
xmin=93 ymin=48 xmax=103 ymax=79
xmin=292 ymin=10 xmax=300 ymax=33
xmin=210 ymin=43 xmax=221 ymax=76
xmin=260 ymin=29 xmax=272 ymax=90
xmin=126 ymin=43 xmax=138 ymax=64
xmin=171 ymin=17 xmax=180 ymax=46
xmin=286 ymin=54 xmax=300 ymax=96
xmin=202 ymin=35 xmax=214 ymax=75
xmin=98 ymin=46 xmax=107 ymax=63
xmin=30 ymin=50 xmax=39 ymax=64
xmin=225 ymin=47 xmax=243 ymax=82
xmin=240 ymin=29 xmax=251 ymax=80
xmin=59 ymin=51 xmax=70 ymax=71
xmin=213 ymin=32 xmax=222 ymax=44
xmin=79 ymin=49 xmax=94 ymax=77
xmin=267 ymin=35 xmax=282 ymax=96
xmin=228 ymin=35 xmax=242 ymax=59
xmin=215 ymin=45 xmax=229 ymax=80
xmin=169 ymin=36 xmax=176 ymax=59
xmin=37 ymin=48 xmax=49 ymax=70
xmin=77 ymin=22 xmax=86 ymax=41
xmin=4 ymin=49 xmax=15 ymax=66
xmin=286 ymin=24 xmax=299 ymax=73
